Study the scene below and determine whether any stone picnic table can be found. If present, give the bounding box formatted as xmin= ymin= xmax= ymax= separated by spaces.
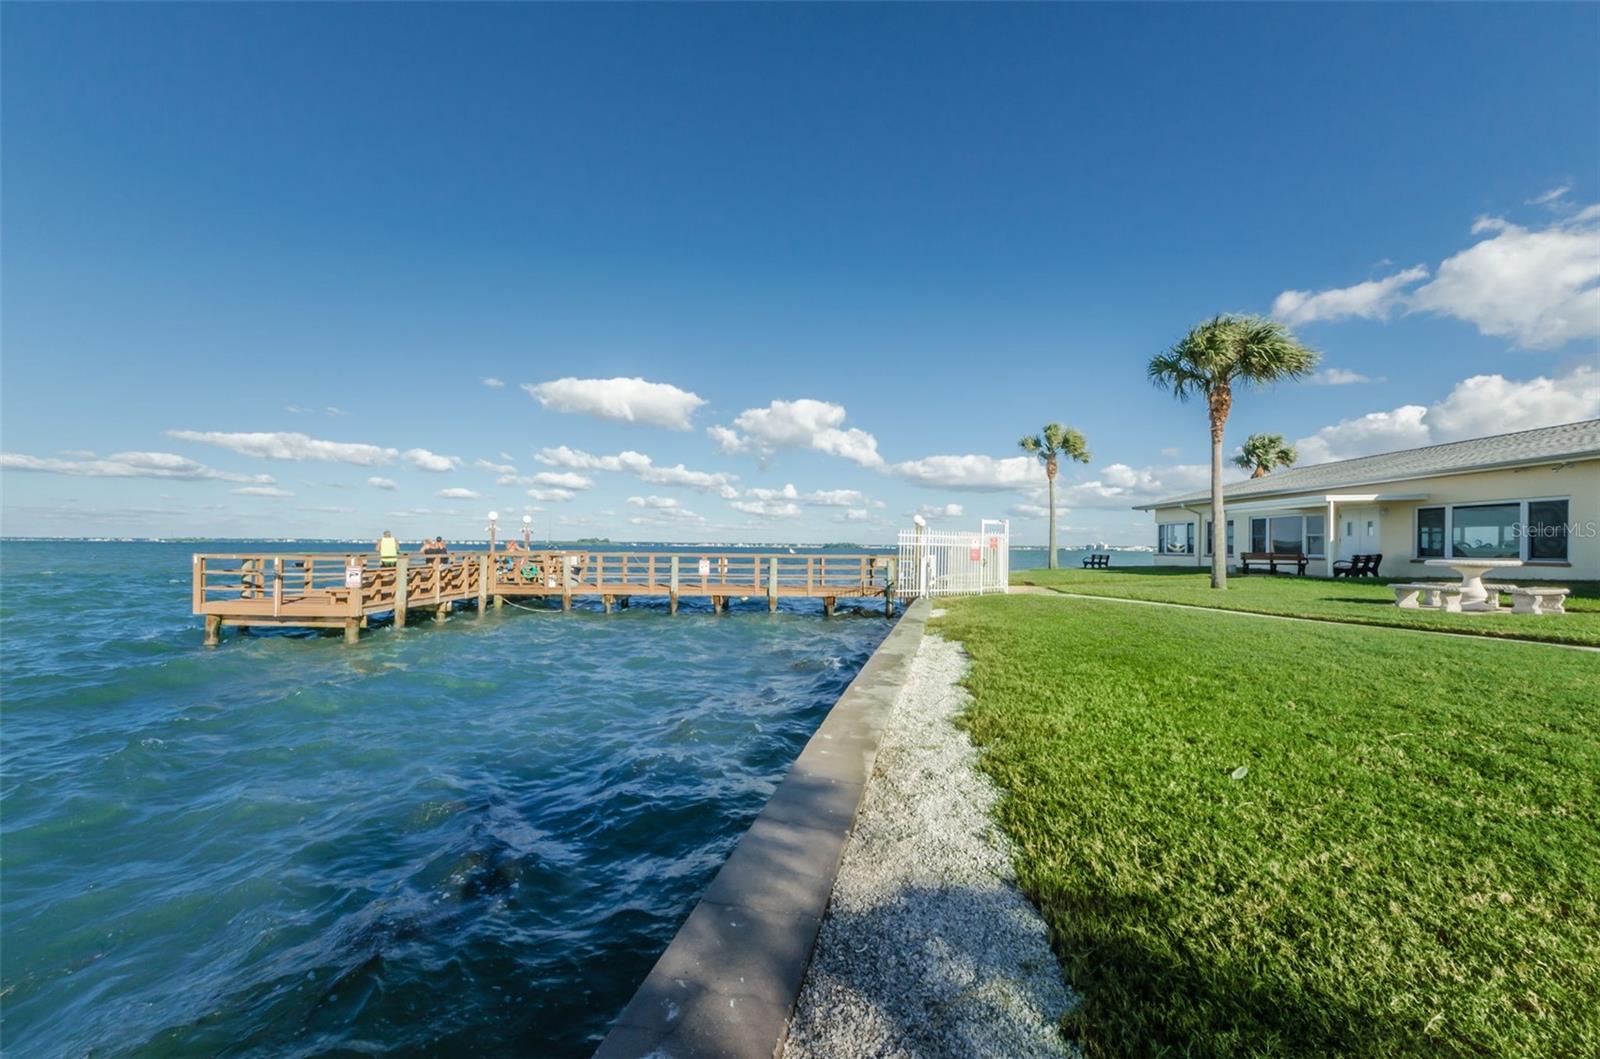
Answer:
xmin=1423 ymin=558 xmax=1523 ymax=606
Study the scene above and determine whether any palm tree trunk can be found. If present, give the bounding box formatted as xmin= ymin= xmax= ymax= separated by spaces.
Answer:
xmin=1046 ymin=469 xmax=1058 ymax=569
xmin=1209 ymin=416 xmax=1227 ymax=590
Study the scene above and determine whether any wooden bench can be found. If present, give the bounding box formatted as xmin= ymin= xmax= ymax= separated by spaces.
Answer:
xmin=1507 ymin=586 xmax=1570 ymax=615
xmin=1081 ymin=553 xmax=1111 ymax=569
xmin=1239 ymin=552 xmax=1308 ymax=576
xmin=1332 ymin=553 xmax=1383 ymax=578
xmin=1393 ymin=582 xmax=1465 ymax=611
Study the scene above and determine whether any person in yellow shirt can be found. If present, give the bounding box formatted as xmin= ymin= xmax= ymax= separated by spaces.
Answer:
xmin=377 ymin=530 xmax=400 ymax=567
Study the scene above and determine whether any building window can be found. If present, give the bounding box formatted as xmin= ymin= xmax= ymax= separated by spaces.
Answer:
xmin=1416 ymin=507 xmax=1445 ymax=557
xmin=1305 ymin=515 xmax=1325 ymax=558
xmin=1246 ymin=514 xmax=1321 ymax=555
xmin=1451 ymin=503 xmax=1521 ymax=559
xmin=1158 ymin=522 xmax=1194 ymax=555
xmin=1413 ymin=498 xmax=1570 ymax=562
xmin=1205 ymin=520 xmax=1234 ymax=557
xmin=1527 ymin=499 xmax=1570 ymax=562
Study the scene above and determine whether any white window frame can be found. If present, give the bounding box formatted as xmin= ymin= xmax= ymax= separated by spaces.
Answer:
xmin=1410 ymin=495 xmax=1571 ymax=564
xmin=1203 ymin=519 xmax=1235 ymax=558
xmin=1246 ymin=514 xmax=1324 ymax=558
xmin=1157 ymin=521 xmax=1195 ymax=555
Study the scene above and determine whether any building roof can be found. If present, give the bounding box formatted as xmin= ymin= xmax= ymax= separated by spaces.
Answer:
xmin=1138 ymin=418 xmax=1600 ymax=510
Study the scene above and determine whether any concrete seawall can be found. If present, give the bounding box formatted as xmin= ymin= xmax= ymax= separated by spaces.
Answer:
xmin=594 ymin=597 xmax=933 ymax=1058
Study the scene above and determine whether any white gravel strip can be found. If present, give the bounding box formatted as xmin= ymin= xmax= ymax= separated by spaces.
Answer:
xmin=784 ymin=632 xmax=1078 ymax=1059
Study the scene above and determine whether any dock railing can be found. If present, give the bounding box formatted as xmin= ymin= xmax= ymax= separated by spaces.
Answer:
xmin=193 ymin=549 xmax=896 ymax=643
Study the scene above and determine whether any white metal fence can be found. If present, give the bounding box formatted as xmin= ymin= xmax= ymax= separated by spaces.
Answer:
xmin=894 ymin=519 xmax=1010 ymax=599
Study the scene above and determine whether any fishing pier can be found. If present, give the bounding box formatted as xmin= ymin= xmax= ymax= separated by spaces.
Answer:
xmin=192 ymin=550 xmax=897 ymax=645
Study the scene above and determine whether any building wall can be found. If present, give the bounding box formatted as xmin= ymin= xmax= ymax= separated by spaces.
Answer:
xmin=1143 ymin=458 xmax=1599 ymax=580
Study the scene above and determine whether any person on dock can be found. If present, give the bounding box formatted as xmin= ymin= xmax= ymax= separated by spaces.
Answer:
xmin=377 ymin=530 xmax=400 ymax=567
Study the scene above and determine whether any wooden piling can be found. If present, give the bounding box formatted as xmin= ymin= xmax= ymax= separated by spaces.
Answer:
xmin=477 ymin=555 xmax=489 ymax=615
xmin=343 ymin=618 xmax=360 ymax=644
xmin=669 ymin=556 xmax=680 ymax=614
xmin=562 ymin=554 xmax=572 ymax=613
xmin=886 ymin=557 xmax=897 ymax=617
xmin=394 ymin=556 xmax=409 ymax=628
xmin=434 ymin=603 xmax=448 ymax=623
xmin=823 ymin=596 xmax=835 ymax=617
xmin=203 ymin=614 xmax=222 ymax=646
xmin=603 ymin=594 xmax=614 ymax=614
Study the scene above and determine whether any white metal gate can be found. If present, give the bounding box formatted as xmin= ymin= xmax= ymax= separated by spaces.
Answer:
xmin=895 ymin=519 xmax=1010 ymax=598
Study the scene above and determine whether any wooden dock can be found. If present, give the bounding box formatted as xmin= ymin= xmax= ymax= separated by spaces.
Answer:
xmin=192 ymin=550 xmax=897 ymax=644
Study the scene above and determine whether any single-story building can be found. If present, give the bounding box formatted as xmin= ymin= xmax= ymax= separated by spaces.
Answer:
xmin=1136 ymin=418 xmax=1600 ymax=581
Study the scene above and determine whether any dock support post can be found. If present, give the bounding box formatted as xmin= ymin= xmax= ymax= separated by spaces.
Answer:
xmin=434 ymin=603 xmax=448 ymax=623
xmin=562 ymin=555 xmax=572 ymax=613
xmin=619 ymin=596 xmax=629 ymax=610
xmin=823 ymin=596 xmax=835 ymax=617
xmin=203 ymin=614 xmax=222 ymax=647
xmin=343 ymin=619 xmax=360 ymax=644
xmin=395 ymin=556 xmax=409 ymax=628
xmin=669 ymin=556 xmax=680 ymax=615
xmin=886 ymin=558 xmax=897 ymax=617
xmin=495 ymin=596 xmax=504 ymax=610
xmin=477 ymin=555 xmax=489 ymax=615
xmin=767 ymin=557 xmax=778 ymax=613
xmin=603 ymin=594 xmax=614 ymax=614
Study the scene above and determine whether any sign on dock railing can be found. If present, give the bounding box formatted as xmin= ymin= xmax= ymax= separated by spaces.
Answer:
xmin=894 ymin=519 xmax=1009 ymax=598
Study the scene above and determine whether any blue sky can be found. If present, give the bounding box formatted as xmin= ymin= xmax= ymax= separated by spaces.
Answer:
xmin=3 ymin=3 xmax=1597 ymax=544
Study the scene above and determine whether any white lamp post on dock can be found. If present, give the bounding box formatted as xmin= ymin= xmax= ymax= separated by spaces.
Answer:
xmin=487 ymin=510 xmax=499 ymax=554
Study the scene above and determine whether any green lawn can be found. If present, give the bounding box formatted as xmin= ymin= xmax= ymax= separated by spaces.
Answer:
xmin=1010 ymin=566 xmax=1600 ymax=647
xmin=935 ymin=594 xmax=1600 ymax=1058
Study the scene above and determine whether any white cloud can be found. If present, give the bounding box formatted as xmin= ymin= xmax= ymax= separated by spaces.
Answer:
xmin=367 ymin=476 xmax=398 ymax=490
xmin=167 ymin=430 xmax=397 ymax=466
xmin=914 ymin=503 xmax=964 ymax=519
xmin=842 ymin=509 xmax=870 ymax=522
xmin=481 ymin=377 xmax=506 ymax=388
xmin=0 ymin=451 xmax=274 ymax=483
xmin=1270 ymin=206 xmax=1600 ymax=349
xmin=531 ymin=471 xmax=593 ymax=490
xmin=1271 ymin=265 xmax=1429 ymax=326
xmin=528 ymin=487 xmax=576 ymax=503
xmin=1295 ymin=365 xmax=1599 ymax=464
xmin=325 ymin=407 xmax=347 ymax=417
xmin=1008 ymin=503 xmax=1051 ymax=519
xmin=523 ymin=377 xmax=705 ymax=430
xmin=1409 ymin=210 xmax=1600 ymax=349
xmin=402 ymin=448 xmax=460 ymax=473
xmin=232 ymin=485 xmax=293 ymax=497
xmin=1307 ymin=368 xmax=1377 ymax=385
xmin=1060 ymin=462 xmax=1215 ymax=508
xmin=534 ymin=446 xmax=736 ymax=493
xmin=627 ymin=495 xmax=681 ymax=509
xmin=730 ymin=499 xmax=803 ymax=518
xmin=711 ymin=399 xmax=884 ymax=468
xmin=888 ymin=453 xmax=1037 ymax=491
xmin=740 ymin=483 xmax=869 ymax=508
xmin=475 ymin=458 xmax=517 ymax=475
xmin=1527 ymin=185 xmax=1570 ymax=206
xmin=437 ymin=487 xmax=480 ymax=500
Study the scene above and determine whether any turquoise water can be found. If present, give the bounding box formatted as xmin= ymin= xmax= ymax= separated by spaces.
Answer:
xmin=0 ymin=541 xmax=893 ymax=1057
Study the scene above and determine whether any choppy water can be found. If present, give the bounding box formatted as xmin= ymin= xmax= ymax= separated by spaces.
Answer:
xmin=0 ymin=541 xmax=894 ymax=1058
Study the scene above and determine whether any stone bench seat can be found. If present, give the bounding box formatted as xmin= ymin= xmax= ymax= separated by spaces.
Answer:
xmin=1507 ymin=586 xmax=1570 ymax=616
xmin=1393 ymin=582 xmax=1465 ymax=611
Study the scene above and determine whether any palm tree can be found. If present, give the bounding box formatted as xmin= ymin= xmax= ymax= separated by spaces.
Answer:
xmin=1233 ymin=433 xmax=1299 ymax=478
xmin=1148 ymin=316 xmax=1318 ymax=589
xmin=1019 ymin=423 xmax=1091 ymax=569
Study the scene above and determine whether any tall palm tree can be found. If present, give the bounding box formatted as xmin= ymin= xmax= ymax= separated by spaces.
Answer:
xmin=1233 ymin=433 xmax=1299 ymax=478
xmin=1148 ymin=316 xmax=1318 ymax=589
xmin=1019 ymin=423 xmax=1091 ymax=569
